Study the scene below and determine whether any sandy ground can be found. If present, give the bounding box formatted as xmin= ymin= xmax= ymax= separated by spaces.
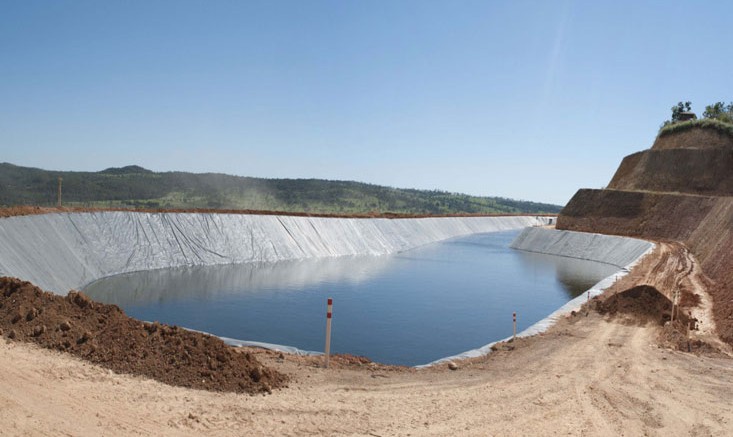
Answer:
xmin=1 ymin=244 xmax=732 ymax=436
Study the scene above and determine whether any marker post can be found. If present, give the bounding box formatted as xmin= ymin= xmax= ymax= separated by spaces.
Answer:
xmin=324 ymin=298 xmax=333 ymax=368
xmin=512 ymin=312 xmax=517 ymax=342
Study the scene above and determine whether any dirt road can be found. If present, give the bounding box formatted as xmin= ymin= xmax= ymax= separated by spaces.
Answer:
xmin=0 ymin=244 xmax=731 ymax=436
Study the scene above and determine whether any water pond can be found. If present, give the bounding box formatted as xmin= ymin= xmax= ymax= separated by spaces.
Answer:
xmin=84 ymin=230 xmax=618 ymax=366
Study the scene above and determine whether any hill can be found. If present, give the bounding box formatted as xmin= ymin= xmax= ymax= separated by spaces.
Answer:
xmin=0 ymin=163 xmax=561 ymax=215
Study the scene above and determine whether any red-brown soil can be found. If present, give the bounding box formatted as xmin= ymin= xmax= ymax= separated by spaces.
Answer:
xmin=0 ymin=276 xmax=286 ymax=394
xmin=593 ymin=285 xmax=677 ymax=324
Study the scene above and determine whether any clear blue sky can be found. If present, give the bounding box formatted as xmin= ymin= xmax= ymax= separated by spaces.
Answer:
xmin=1 ymin=1 xmax=730 ymax=205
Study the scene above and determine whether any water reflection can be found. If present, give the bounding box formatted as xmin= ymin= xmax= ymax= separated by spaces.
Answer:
xmin=85 ymin=255 xmax=394 ymax=306
xmin=514 ymin=251 xmax=619 ymax=298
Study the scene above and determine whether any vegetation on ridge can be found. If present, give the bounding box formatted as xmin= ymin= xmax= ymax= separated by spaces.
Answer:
xmin=658 ymin=118 xmax=733 ymax=138
xmin=0 ymin=163 xmax=561 ymax=215
xmin=659 ymin=100 xmax=733 ymax=137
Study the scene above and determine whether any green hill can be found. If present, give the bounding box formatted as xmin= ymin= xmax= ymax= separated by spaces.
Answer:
xmin=0 ymin=163 xmax=561 ymax=215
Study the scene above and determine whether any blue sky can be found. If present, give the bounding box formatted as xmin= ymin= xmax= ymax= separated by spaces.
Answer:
xmin=1 ymin=1 xmax=730 ymax=205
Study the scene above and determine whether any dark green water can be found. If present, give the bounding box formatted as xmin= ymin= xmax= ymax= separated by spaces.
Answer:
xmin=84 ymin=230 xmax=618 ymax=366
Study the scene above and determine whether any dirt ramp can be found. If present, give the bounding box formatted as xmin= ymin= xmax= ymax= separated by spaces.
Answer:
xmin=0 ymin=277 xmax=286 ymax=394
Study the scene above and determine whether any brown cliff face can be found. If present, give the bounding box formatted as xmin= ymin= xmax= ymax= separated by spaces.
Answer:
xmin=557 ymin=125 xmax=733 ymax=344
xmin=608 ymin=148 xmax=733 ymax=196
xmin=651 ymin=126 xmax=733 ymax=150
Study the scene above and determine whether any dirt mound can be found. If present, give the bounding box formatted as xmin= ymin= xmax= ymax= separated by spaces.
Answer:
xmin=594 ymin=285 xmax=681 ymax=325
xmin=0 ymin=277 xmax=286 ymax=394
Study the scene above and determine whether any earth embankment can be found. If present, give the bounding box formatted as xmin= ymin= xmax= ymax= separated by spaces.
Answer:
xmin=608 ymin=148 xmax=733 ymax=195
xmin=651 ymin=126 xmax=733 ymax=150
xmin=558 ymin=123 xmax=733 ymax=345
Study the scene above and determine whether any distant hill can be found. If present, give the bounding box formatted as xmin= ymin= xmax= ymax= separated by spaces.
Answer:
xmin=0 ymin=163 xmax=562 ymax=215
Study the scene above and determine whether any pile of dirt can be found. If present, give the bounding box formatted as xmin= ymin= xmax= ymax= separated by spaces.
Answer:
xmin=0 ymin=277 xmax=287 ymax=394
xmin=593 ymin=285 xmax=692 ymax=327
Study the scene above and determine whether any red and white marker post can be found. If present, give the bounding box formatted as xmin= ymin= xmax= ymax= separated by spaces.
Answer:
xmin=512 ymin=312 xmax=517 ymax=342
xmin=324 ymin=298 xmax=333 ymax=368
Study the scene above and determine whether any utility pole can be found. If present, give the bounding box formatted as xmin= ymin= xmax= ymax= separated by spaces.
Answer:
xmin=57 ymin=177 xmax=63 ymax=207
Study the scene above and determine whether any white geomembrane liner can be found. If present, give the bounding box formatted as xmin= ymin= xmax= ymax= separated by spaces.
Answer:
xmin=0 ymin=212 xmax=548 ymax=294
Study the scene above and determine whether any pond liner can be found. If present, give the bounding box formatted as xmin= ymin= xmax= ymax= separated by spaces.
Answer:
xmin=0 ymin=212 xmax=549 ymax=294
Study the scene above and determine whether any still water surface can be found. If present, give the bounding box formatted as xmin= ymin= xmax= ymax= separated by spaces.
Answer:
xmin=84 ymin=230 xmax=618 ymax=366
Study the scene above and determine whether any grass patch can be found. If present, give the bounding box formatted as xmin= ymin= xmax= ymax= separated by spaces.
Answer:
xmin=658 ymin=118 xmax=733 ymax=138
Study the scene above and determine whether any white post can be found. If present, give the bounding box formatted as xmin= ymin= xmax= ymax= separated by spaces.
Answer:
xmin=324 ymin=298 xmax=333 ymax=368
xmin=512 ymin=312 xmax=516 ymax=342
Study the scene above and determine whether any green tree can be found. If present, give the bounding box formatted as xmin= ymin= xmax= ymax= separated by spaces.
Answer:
xmin=661 ymin=101 xmax=693 ymax=127
xmin=672 ymin=101 xmax=692 ymax=120
xmin=703 ymin=101 xmax=733 ymax=124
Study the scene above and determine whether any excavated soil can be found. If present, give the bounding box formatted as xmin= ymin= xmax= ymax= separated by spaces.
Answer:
xmin=594 ymin=285 xmax=679 ymax=325
xmin=0 ymin=277 xmax=286 ymax=394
